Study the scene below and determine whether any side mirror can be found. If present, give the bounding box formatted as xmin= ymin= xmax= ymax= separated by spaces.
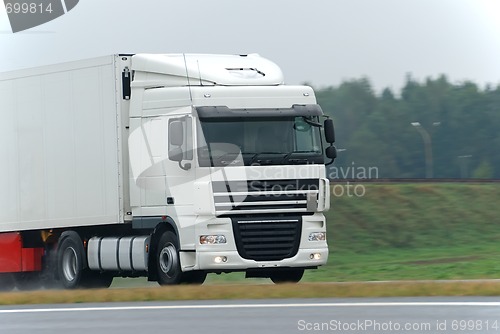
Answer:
xmin=324 ymin=119 xmax=335 ymax=144
xmin=169 ymin=120 xmax=184 ymax=147
xmin=326 ymin=146 xmax=337 ymax=160
xmin=169 ymin=147 xmax=183 ymax=162
xmin=168 ymin=118 xmax=191 ymax=171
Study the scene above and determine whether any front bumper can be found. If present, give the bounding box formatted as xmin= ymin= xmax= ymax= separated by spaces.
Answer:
xmin=196 ymin=247 xmax=328 ymax=271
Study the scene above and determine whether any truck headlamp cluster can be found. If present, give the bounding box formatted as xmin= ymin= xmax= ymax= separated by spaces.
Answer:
xmin=308 ymin=232 xmax=326 ymax=242
xmin=200 ymin=235 xmax=227 ymax=244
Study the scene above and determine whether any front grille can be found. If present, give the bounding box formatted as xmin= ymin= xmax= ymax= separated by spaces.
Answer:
xmin=232 ymin=217 xmax=302 ymax=261
xmin=212 ymin=179 xmax=319 ymax=216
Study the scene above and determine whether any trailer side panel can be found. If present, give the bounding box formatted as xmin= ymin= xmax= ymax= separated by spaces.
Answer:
xmin=0 ymin=56 xmax=122 ymax=232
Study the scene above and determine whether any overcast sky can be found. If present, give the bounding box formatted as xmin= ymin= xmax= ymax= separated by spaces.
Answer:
xmin=1 ymin=0 xmax=499 ymax=93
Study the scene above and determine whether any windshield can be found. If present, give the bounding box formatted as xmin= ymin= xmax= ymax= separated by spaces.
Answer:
xmin=197 ymin=116 xmax=324 ymax=167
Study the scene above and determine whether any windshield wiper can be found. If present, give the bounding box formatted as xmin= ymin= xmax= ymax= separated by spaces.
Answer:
xmin=281 ymin=151 xmax=316 ymax=164
xmin=215 ymin=152 xmax=243 ymax=166
xmin=302 ymin=116 xmax=321 ymax=127
xmin=246 ymin=152 xmax=284 ymax=165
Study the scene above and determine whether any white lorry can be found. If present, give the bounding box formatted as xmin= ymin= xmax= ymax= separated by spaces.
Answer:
xmin=0 ymin=53 xmax=336 ymax=289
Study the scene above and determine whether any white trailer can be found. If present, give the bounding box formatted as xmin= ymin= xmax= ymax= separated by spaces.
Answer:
xmin=0 ymin=54 xmax=336 ymax=289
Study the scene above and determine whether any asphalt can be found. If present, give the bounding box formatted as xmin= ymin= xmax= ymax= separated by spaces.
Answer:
xmin=1 ymin=297 xmax=500 ymax=334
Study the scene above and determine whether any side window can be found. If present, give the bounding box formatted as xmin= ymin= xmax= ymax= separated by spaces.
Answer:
xmin=295 ymin=128 xmax=314 ymax=151
xmin=168 ymin=116 xmax=193 ymax=160
xmin=294 ymin=117 xmax=321 ymax=153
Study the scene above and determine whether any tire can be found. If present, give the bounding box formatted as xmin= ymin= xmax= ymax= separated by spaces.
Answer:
xmin=182 ymin=271 xmax=207 ymax=285
xmin=0 ymin=273 xmax=15 ymax=292
xmin=156 ymin=231 xmax=184 ymax=285
xmin=14 ymin=272 xmax=42 ymax=291
xmin=40 ymin=247 xmax=61 ymax=289
xmin=269 ymin=269 xmax=304 ymax=284
xmin=57 ymin=231 xmax=87 ymax=289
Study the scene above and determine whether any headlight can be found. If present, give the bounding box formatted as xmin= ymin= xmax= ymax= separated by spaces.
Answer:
xmin=200 ymin=235 xmax=227 ymax=244
xmin=308 ymin=232 xmax=326 ymax=242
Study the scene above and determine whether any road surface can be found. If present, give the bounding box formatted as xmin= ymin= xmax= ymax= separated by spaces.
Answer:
xmin=1 ymin=297 xmax=500 ymax=333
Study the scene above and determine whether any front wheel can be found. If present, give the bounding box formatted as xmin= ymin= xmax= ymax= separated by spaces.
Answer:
xmin=155 ymin=231 xmax=208 ymax=285
xmin=182 ymin=271 xmax=207 ymax=285
xmin=269 ymin=269 xmax=304 ymax=284
xmin=156 ymin=231 xmax=183 ymax=285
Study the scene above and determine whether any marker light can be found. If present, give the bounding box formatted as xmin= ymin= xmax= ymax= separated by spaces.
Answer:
xmin=308 ymin=232 xmax=326 ymax=242
xmin=200 ymin=235 xmax=227 ymax=244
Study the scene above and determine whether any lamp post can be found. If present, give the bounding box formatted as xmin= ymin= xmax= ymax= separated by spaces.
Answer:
xmin=411 ymin=122 xmax=440 ymax=178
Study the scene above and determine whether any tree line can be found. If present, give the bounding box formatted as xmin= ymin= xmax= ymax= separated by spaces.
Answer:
xmin=315 ymin=75 xmax=500 ymax=179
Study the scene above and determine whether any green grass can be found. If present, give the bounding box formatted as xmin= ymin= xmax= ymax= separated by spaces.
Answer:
xmin=320 ymin=182 xmax=500 ymax=281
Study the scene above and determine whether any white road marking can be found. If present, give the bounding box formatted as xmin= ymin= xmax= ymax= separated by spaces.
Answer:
xmin=0 ymin=302 xmax=500 ymax=314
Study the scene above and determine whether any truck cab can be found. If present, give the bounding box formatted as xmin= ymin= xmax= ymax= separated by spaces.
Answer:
xmin=124 ymin=54 xmax=335 ymax=283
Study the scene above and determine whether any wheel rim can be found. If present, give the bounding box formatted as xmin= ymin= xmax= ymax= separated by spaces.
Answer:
xmin=62 ymin=247 xmax=78 ymax=282
xmin=159 ymin=243 xmax=178 ymax=278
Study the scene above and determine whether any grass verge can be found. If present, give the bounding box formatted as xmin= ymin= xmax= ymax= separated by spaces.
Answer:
xmin=2 ymin=281 xmax=500 ymax=306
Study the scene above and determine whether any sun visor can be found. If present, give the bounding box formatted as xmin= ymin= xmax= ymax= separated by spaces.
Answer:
xmin=196 ymin=104 xmax=323 ymax=119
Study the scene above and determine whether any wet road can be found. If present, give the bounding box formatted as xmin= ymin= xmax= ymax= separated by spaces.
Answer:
xmin=1 ymin=297 xmax=500 ymax=334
